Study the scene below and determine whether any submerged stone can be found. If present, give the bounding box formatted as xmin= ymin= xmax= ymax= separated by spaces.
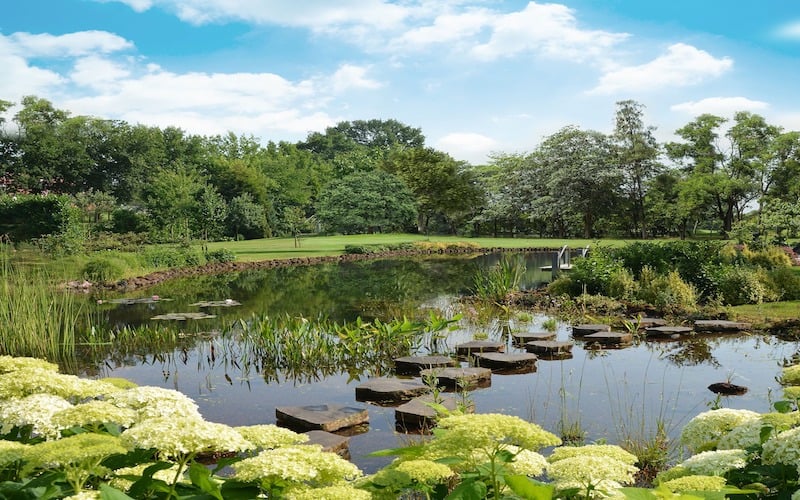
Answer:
xmin=275 ymin=404 xmax=369 ymax=432
xmin=473 ymin=352 xmax=538 ymax=373
xmin=635 ymin=317 xmax=667 ymax=328
xmin=395 ymin=394 xmax=473 ymax=430
xmin=571 ymin=324 xmax=611 ymax=337
xmin=582 ymin=331 xmax=634 ymax=348
xmin=512 ymin=331 xmax=556 ymax=344
xmin=644 ymin=325 xmax=693 ymax=337
xmin=524 ymin=340 xmax=573 ymax=356
xmin=355 ymin=378 xmax=430 ymax=405
xmin=693 ymin=320 xmax=752 ymax=333
xmin=305 ymin=430 xmax=351 ymax=458
xmin=394 ymin=355 xmax=456 ymax=375
xmin=419 ymin=367 xmax=492 ymax=390
xmin=455 ymin=341 xmax=505 ymax=356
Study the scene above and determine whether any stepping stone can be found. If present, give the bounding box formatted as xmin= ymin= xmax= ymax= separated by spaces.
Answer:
xmin=524 ymin=340 xmax=573 ymax=356
xmin=693 ymin=320 xmax=752 ymax=333
xmin=644 ymin=326 xmax=693 ymax=338
xmin=394 ymin=355 xmax=456 ymax=376
xmin=582 ymin=331 xmax=634 ymax=348
xmin=708 ymin=382 xmax=748 ymax=396
xmin=305 ymin=430 xmax=350 ymax=457
xmin=512 ymin=331 xmax=556 ymax=344
xmin=275 ymin=404 xmax=368 ymax=432
xmin=355 ymin=378 xmax=430 ymax=405
xmin=455 ymin=340 xmax=505 ymax=356
xmin=635 ymin=317 xmax=667 ymax=328
xmin=395 ymin=394 xmax=473 ymax=430
xmin=419 ymin=367 xmax=492 ymax=390
xmin=571 ymin=324 xmax=611 ymax=337
xmin=473 ymin=352 xmax=538 ymax=373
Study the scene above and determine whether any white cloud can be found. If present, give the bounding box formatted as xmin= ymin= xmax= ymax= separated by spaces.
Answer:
xmin=470 ymin=2 xmax=628 ymax=62
xmin=70 ymin=56 xmax=132 ymax=90
xmin=775 ymin=20 xmax=800 ymax=39
xmin=0 ymin=35 xmax=65 ymax=99
xmin=392 ymin=9 xmax=491 ymax=50
xmin=329 ymin=64 xmax=382 ymax=93
xmin=671 ymin=97 xmax=769 ymax=117
xmin=436 ymin=132 xmax=499 ymax=164
xmin=590 ymin=43 xmax=733 ymax=94
xmin=9 ymin=31 xmax=133 ymax=57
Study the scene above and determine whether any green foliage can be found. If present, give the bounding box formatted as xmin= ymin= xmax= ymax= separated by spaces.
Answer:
xmin=607 ymin=267 xmax=638 ymax=301
xmin=765 ymin=267 xmax=800 ymax=301
xmin=140 ymin=246 xmax=202 ymax=268
xmin=343 ymin=242 xmax=413 ymax=255
xmin=225 ymin=193 xmax=270 ymax=240
xmin=111 ymin=207 xmax=149 ymax=234
xmin=204 ymin=248 xmax=236 ymax=263
xmin=748 ymin=246 xmax=793 ymax=269
xmin=81 ymin=256 xmax=126 ymax=282
xmin=472 ymin=254 xmax=526 ymax=304
xmin=570 ymin=250 xmax=625 ymax=296
xmin=638 ymin=269 xmax=698 ymax=312
xmin=0 ymin=194 xmax=72 ymax=242
xmin=709 ymin=265 xmax=774 ymax=306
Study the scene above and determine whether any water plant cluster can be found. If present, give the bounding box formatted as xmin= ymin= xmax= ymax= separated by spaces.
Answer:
xmin=2 ymin=354 xmax=800 ymax=499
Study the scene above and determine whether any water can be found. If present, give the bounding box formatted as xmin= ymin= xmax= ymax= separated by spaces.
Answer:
xmin=84 ymin=253 xmax=800 ymax=472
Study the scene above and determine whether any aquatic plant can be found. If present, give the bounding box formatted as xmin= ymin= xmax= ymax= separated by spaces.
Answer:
xmin=472 ymin=254 xmax=526 ymax=304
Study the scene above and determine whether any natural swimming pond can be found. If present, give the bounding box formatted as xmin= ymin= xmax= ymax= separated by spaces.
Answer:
xmin=83 ymin=253 xmax=800 ymax=473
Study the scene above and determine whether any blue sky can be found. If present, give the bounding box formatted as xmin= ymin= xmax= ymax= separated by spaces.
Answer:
xmin=2 ymin=0 xmax=799 ymax=164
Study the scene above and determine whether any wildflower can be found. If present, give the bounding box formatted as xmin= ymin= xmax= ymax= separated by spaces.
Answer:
xmin=548 ymin=444 xmax=637 ymax=465
xmin=105 ymin=386 xmax=201 ymax=421
xmin=0 ymin=440 xmax=30 ymax=466
xmin=120 ymin=417 xmax=251 ymax=459
xmin=52 ymin=400 xmax=138 ymax=430
xmin=679 ymin=449 xmax=747 ymax=476
xmin=395 ymin=459 xmax=455 ymax=484
xmin=660 ymin=474 xmax=727 ymax=492
xmin=781 ymin=365 xmax=800 ymax=385
xmin=546 ymin=455 xmax=638 ymax=494
xmin=235 ymin=424 xmax=308 ymax=450
xmin=233 ymin=444 xmax=361 ymax=487
xmin=763 ymin=426 xmax=800 ymax=467
xmin=0 ymin=356 xmax=58 ymax=374
xmin=680 ymin=408 xmax=759 ymax=452
xmin=284 ymin=484 xmax=372 ymax=500
xmin=0 ymin=368 xmax=118 ymax=401
xmin=0 ymin=393 xmax=73 ymax=439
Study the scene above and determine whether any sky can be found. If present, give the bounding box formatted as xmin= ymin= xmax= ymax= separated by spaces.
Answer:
xmin=2 ymin=0 xmax=800 ymax=164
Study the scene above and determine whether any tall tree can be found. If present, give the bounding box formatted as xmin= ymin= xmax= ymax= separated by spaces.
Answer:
xmin=612 ymin=100 xmax=661 ymax=238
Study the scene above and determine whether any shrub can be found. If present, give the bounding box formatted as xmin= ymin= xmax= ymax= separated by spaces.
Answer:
xmin=748 ymin=246 xmax=793 ymax=269
xmin=82 ymin=256 xmax=126 ymax=283
xmin=547 ymin=276 xmax=577 ymax=296
xmin=712 ymin=266 xmax=774 ymax=305
xmin=111 ymin=207 xmax=148 ymax=234
xmin=607 ymin=267 xmax=638 ymax=301
xmin=205 ymin=248 xmax=236 ymax=263
xmin=141 ymin=246 xmax=202 ymax=268
xmin=569 ymin=250 xmax=625 ymax=296
xmin=766 ymin=267 xmax=800 ymax=301
xmin=638 ymin=270 xmax=698 ymax=312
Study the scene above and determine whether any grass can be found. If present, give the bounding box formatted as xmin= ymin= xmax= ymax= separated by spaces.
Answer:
xmin=730 ymin=300 xmax=800 ymax=324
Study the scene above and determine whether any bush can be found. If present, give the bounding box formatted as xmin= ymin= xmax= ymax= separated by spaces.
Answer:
xmin=569 ymin=250 xmax=625 ymax=296
xmin=82 ymin=256 xmax=126 ymax=282
xmin=205 ymin=248 xmax=236 ymax=263
xmin=547 ymin=276 xmax=578 ymax=296
xmin=638 ymin=270 xmax=698 ymax=312
xmin=141 ymin=246 xmax=202 ymax=268
xmin=748 ymin=246 xmax=793 ymax=269
xmin=112 ymin=207 xmax=148 ymax=233
xmin=711 ymin=265 xmax=775 ymax=305
xmin=607 ymin=267 xmax=638 ymax=301
xmin=766 ymin=267 xmax=800 ymax=301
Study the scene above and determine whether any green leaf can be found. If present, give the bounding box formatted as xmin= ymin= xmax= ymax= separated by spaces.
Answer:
xmin=619 ymin=487 xmax=658 ymax=500
xmin=99 ymin=484 xmax=136 ymax=500
xmin=370 ymin=444 xmax=427 ymax=458
xmin=188 ymin=462 xmax=222 ymax=500
xmin=759 ymin=424 xmax=774 ymax=444
xmin=773 ymin=400 xmax=793 ymax=413
xmin=505 ymin=475 xmax=554 ymax=500
xmin=219 ymin=480 xmax=262 ymax=500
xmin=445 ymin=479 xmax=488 ymax=500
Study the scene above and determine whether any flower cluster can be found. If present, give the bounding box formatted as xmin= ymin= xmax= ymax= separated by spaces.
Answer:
xmin=548 ymin=444 xmax=637 ymax=465
xmin=0 ymin=356 xmax=58 ymax=374
xmin=547 ymin=452 xmax=638 ymax=496
xmin=763 ymin=426 xmax=800 ymax=467
xmin=0 ymin=368 xmax=117 ymax=401
xmin=680 ymin=408 xmax=760 ymax=452
xmin=717 ymin=412 xmax=800 ymax=450
xmin=52 ymin=400 xmax=138 ymax=430
xmin=22 ymin=433 xmax=128 ymax=470
xmin=679 ymin=449 xmax=748 ymax=476
xmin=781 ymin=365 xmax=800 ymax=385
xmin=394 ymin=459 xmax=455 ymax=484
xmin=63 ymin=491 xmax=101 ymax=500
xmin=120 ymin=417 xmax=252 ymax=458
xmin=110 ymin=462 xmax=186 ymax=491
xmin=235 ymin=424 xmax=308 ymax=450
xmin=0 ymin=393 xmax=73 ymax=439
xmin=504 ymin=446 xmax=548 ymax=477
xmin=284 ymin=484 xmax=372 ymax=500
xmin=660 ymin=474 xmax=727 ymax=492
xmin=233 ymin=444 xmax=362 ymax=486
xmin=104 ymin=386 xmax=201 ymax=421
xmin=0 ymin=440 xmax=30 ymax=466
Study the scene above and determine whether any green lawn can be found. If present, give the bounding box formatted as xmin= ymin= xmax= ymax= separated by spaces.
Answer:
xmin=202 ymin=234 xmax=635 ymax=262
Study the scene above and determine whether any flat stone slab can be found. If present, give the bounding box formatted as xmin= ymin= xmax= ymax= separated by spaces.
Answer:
xmin=645 ymin=326 xmax=693 ymax=337
xmin=473 ymin=352 xmax=538 ymax=373
xmin=355 ymin=378 xmax=430 ymax=405
xmin=419 ymin=367 xmax=492 ymax=390
xmin=524 ymin=340 xmax=573 ymax=355
xmin=512 ymin=331 xmax=556 ymax=343
xmin=305 ymin=430 xmax=350 ymax=457
xmin=276 ymin=404 xmax=368 ymax=432
xmin=394 ymin=355 xmax=456 ymax=375
xmin=635 ymin=317 xmax=667 ymax=328
xmin=693 ymin=320 xmax=752 ymax=333
xmin=572 ymin=324 xmax=611 ymax=337
xmin=583 ymin=331 xmax=634 ymax=347
xmin=395 ymin=394 xmax=473 ymax=430
xmin=455 ymin=341 xmax=505 ymax=356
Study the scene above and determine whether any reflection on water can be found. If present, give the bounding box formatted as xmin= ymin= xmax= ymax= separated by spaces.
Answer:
xmin=80 ymin=254 xmax=800 ymax=473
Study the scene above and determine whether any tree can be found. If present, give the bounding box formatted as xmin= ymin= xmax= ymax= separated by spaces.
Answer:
xmin=195 ymin=185 xmax=228 ymax=241
xmin=299 ymin=119 xmax=425 ymax=160
xmin=612 ymin=100 xmax=661 ymax=238
xmin=315 ymin=170 xmax=417 ymax=234
xmin=143 ymin=165 xmax=205 ymax=241
xmin=226 ymin=193 xmax=269 ymax=239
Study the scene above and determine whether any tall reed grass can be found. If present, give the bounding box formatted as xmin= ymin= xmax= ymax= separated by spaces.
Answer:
xmin=472 ymin=254 xmax=526 ymax=304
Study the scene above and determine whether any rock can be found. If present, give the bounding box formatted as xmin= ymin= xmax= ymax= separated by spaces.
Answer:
xmin=395 ymin=394 xmax=473 ymax=430
xmin=419 ymin=367 xmax=492 ymax=390
xmin=693 ymin=320 xmax=752 ymax=333
xmin=524 ymin=340 xmax=573 ymax=356
xmin=708 ymin=382 xmax=748 ymax=395
xmin=644 ymin=326 xmax=693 ymax=337
xmin=394 ymin=355 xmax=457 ymax=376
xmin=355 ymin=378 xmax=430 ymax=405
xmin=635 ymin=317 xmax=667 ymax=328
xmin=455 ymin=341 xmax=505 ymax=356
xmin=473 ymin=352 xmax=538 ymax=373
xmin=512 ymin=331 xmax=556 ymax=344
xmin=275 ymin=404 xmax=369 ymax=432
xmin=305 ymin=430 xmax=351 ymax=458
xmin=582 ymin=331 xmax=634 ymax=348
xmin=572 ymin=324 xmax=611 ymax=337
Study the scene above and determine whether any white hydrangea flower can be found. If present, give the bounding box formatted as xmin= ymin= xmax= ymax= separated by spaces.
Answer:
xmin=0 ymin=356 xmax=59 ymax=374
xmin=0 ymin=393 xmax=73 ymax=439
xmin=63 ymin=491 xmax=101 ymax=500
xmin=104 ymin=386 xmax=201 ymax=421
xmin=680 ymin=408 xmax=760 ymax=452
xmin=52 ymin=400 xmax=138 ymax=430
xmin=110 ymin=463 xmax=186 ymax=491
xmin=679 ymin=449 xmax=748 ymax=476
xmin=546 ymin=455 xmax=638 ymax=489
xmin=235 ymin=424 xmax=308 ymax=450
xmin=503 ymin=445 xmax=548 ymax=476
xmin=763 ymin=427 xmax=800 ymax=466
xmin=0 ymin=368 xmax=118 ymax=401
xmin=233 ymin=444 xmax=361 ymax=486
xmin=121 ymin=417 xmax=251 ymax=458
xmin=548 ymin=444 xmax=637 ymax=465
xmin=284 ymin=485 xmax=372 ymax=500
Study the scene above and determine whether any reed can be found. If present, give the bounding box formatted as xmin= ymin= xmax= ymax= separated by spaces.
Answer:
xmin=472 ymin=254 xmax=526 ymax=304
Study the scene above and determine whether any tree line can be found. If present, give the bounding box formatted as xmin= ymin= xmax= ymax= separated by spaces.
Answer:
xmin=0 ymin=96 xmax=798 ymax=245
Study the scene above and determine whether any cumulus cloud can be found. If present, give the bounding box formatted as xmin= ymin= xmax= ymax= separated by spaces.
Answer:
xmin=329 ymin=64 xmax=382 ymax=93
xmin=436 ymin=132 xmax=499 ymax=163
xmin=590 ymin=43 xmax=733 ymax=94
xmin=671 ymin=97 xmax=769 ymax=117
xmin=9 ymin=31 xmax=133 ymax=57
xmin=0 ymin=35 xmax=65 ymax=99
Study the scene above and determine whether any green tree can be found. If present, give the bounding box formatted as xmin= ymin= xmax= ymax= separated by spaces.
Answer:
xmin=195 ymin=185 xmax=228 ymax=241
xmin=226 ymin=192 xmax=269 ymax=239
xmin=315 ymin=170 xmax=417 ymax=234
xmin=143 ymin=165 xmax=205 ymax=241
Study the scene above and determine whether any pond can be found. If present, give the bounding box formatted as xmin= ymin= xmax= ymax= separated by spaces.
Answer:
xmin=83 ymin=252 xmax=800 ymax=473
